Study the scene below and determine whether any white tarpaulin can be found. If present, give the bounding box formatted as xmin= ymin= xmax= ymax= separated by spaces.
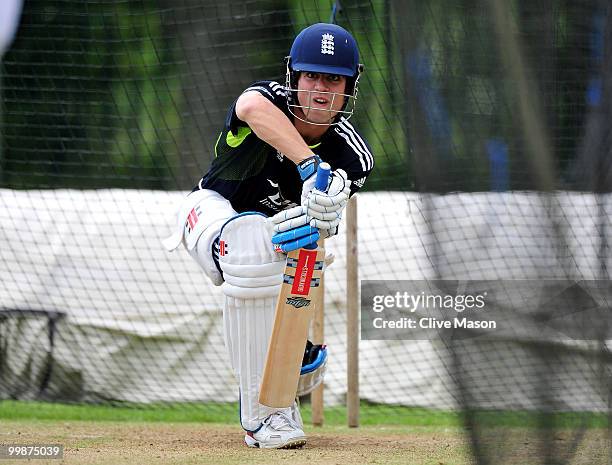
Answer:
xmin=0 ymin=189 xmax=610 ymax=411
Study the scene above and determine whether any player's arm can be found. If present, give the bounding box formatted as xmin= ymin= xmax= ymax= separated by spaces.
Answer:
xmin=235 ymin=88 xmax=333 ymax=191
xmin=235 ymin=91 xmax=313 ymax=164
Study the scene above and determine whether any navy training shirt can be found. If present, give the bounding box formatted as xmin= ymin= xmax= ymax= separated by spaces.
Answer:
xmin=193 ymin=80 xmax=374 ymax=216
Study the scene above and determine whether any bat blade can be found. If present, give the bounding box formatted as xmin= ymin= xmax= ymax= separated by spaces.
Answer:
xmin=259 ymin=245 xmax=325 ymax=408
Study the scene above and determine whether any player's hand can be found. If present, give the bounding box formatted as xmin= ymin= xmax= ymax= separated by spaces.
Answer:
xmin=304 ymin=169 xmax=351 ymax=229
xmin=269 ymin=206 xmax=340 ymax=252
xmin=296 ymin=154 xmax=322 ymax=182
xmin=297 ymin=155 xmax=323 ymax=203
xmin=270 ymin=205 xmax=309 ymax=232
xmin=270 ymin=206 xmax=320 ymax=252
xmin=271 ymin=225 xmax=320 ymax=253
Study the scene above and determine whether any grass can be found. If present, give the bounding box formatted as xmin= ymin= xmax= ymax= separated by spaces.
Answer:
xmin=0 ymin=400 xmax=461 ymax=426
xmin=1 ymin=401 xmax=608 ymax=465
xmin=0 ymin=400 xmax=238 ymax=424
xmin=1 ymin=400 xmax=608 ymax=429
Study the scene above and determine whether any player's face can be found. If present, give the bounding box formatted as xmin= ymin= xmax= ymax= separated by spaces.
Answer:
xmin=296 ymin=72 xmax=348 ymax=125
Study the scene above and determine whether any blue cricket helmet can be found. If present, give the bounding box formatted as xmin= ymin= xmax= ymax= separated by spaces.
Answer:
xmin=285 ymin=23 xmax=363 ymax=125
xmin=289 ymin=23 xmax=360 ymax=78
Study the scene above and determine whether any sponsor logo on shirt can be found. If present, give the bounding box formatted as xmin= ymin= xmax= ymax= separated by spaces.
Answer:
xmin=259 ymin=179 xmax=298 ymax=212
xmin=353 ymin=177 xmax=366 ymax=188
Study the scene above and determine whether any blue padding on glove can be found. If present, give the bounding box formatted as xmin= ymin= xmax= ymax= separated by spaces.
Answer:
xmin=296 ymin=155 xmax=322 ymax=181
xmin=301 ymin=346 xmax=327 ymax=375
xmin=272 ymin=224 xmax=320 ymax=252
xmin=272 ymin=224 xmax=317 ymax=243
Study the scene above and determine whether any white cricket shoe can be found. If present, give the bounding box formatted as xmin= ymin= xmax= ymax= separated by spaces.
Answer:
xmin=244 ymin=411 xmax=306 ymax=449
xmin=291 ymin=400 xmax=304 ymax=430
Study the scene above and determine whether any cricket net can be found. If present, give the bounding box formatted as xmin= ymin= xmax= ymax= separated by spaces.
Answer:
xmin=1 ymin=1 xmax=611 ymax=463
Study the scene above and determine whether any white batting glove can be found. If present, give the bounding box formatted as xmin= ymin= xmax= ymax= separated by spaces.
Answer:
xmin=269 ymin=205 xmax=320 ymax=252
xmin=271 ymin=207 xmax=339 ymax=240
xmin=301 ymin=166 xmax=350 ymax=204
xmin=304 ymin=169 xmax=351 ymax=230
xmin=300 ymin=163 xmax=349 ymax=204
xmin=270 ymin=205 xmax=309 ymax=233
xmin=300 ymin=173 xmax=318 ymax=206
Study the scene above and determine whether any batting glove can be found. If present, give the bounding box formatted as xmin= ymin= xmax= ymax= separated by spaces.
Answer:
xmin=270 ymin=206 xmax=319 ymax=253
xmin=296 ymin=154 xmax=322 ymax=182
xmin=304 ymin=169 xmax=351 ymax=229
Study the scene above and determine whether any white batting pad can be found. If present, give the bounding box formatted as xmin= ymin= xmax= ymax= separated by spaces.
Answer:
xmin=223 ymin=295 xmax=292 ymax=431
xmin=217 ymin=213 xmax=285 ymax=299
xmin=163 ymin=189 xmax=237 ymax=252
xmin=162 ymin=189 xmax=237 ymax=286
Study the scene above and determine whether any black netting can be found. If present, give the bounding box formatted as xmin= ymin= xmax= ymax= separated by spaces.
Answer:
xmin=1 ymin=1 xmax=611 ymax=463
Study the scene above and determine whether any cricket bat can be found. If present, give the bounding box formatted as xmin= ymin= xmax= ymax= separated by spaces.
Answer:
xmin=258 ymin=163 xmax=331 ymax=408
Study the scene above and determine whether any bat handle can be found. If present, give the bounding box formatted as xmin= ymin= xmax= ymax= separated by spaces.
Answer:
xmin=304 ymin=162 xmax=331 ymax=250
xmin=314 ymin=162 xmax=331 ymax=191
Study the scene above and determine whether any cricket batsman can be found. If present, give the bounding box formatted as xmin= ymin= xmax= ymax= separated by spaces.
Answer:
xmin=164 ymin=23 xmax=374 ymax=448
